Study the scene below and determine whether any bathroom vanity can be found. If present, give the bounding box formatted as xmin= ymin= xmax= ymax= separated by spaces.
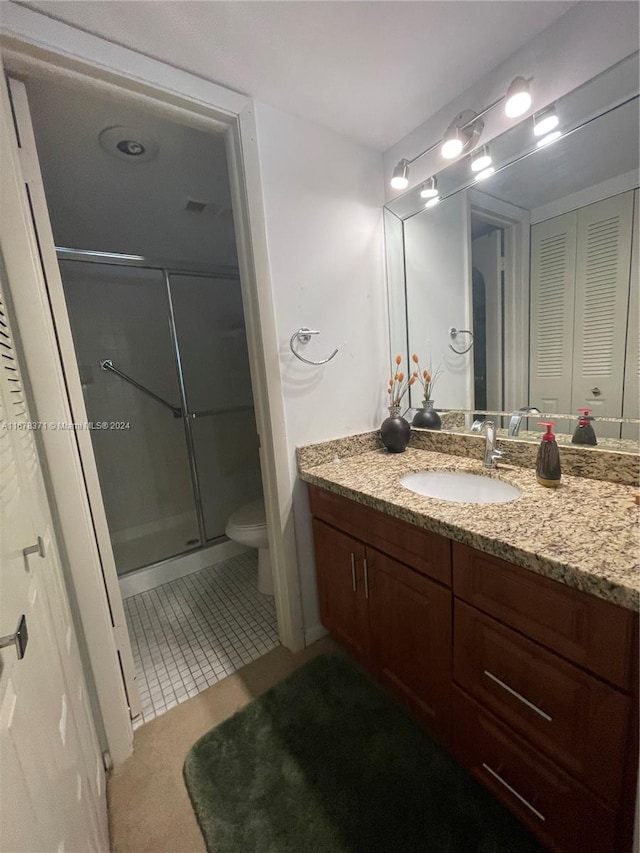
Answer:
xmin=299 ymin=438 xmax=639 ymax=853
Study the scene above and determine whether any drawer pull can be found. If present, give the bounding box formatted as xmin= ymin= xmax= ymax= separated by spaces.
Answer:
xmin=363 ymin=558 xmax=369 ymax=599
xmin=484 ymin=670 xmax=552 ymax=722
xmin=350 ymin=553 xmax=357 ymax=592
xmin=482 ymin=763 xmax=546 ymax=823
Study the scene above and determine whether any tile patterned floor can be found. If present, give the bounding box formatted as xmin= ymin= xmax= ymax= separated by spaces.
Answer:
xmin=123 ymin=552 xmax=278 ymax=728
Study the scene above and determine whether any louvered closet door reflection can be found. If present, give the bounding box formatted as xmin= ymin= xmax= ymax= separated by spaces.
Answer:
xmin=622 ymin=190 xmax=639 ymax=441
xmin=571 ymin=192 xmax=634 ymax=436
xmin=529 ymin=212 xmax=577 ymax=413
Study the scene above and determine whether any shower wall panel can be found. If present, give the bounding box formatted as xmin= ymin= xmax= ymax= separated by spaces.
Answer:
xmin=61 ymin=261 xmax=200 ymax=573
xmin=169 ymin=274 xmax=262 ymax=540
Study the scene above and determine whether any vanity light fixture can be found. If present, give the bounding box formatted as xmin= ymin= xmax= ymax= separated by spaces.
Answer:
xmin=425 ymin=195 xmax=441 ymax=209
xmin=504 ymin=76 xmax=532 ymax=118
xmin=420 ymin=177 xmax=438 ymax=198
xmin=388 ymin=74 xmax=532 ymax=189
xmin=441 ymin=111 xmax=483 ymax=159
xmin=536 ymin=130 xmax=562 ymax=148
xmin=533 ymin=105 xmax=559 ymax=137
xmin=391 ymin=158 xmax=411 ymax=189
xmin=471 ymin=145 xmax=492 ymax=172
xmin=474 ymin=165 xmax=495 ymax=182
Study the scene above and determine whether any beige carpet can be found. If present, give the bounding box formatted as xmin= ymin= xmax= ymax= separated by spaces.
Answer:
xmin=108 ymin=637 xmax=337 ymax=853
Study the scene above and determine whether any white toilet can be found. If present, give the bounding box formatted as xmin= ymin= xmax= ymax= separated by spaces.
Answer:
xmin=225 ymin=499 xmax=273 ymax=596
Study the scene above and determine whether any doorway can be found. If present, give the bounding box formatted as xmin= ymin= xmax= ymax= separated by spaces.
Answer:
xmin=22 ymin=74 xmax=280 ymax=726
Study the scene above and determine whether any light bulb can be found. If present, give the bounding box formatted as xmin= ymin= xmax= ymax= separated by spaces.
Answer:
xmin=474 ymin=166 xmax=495 ymax=182
xmin=390 ymin=159 xmax=410 ymax=190
xmin=420 ymin=177 xmax=438 ymax=199
xmin=425 ymin=196 xmax=440 ymax=209
xmin=505 ymin=76 xmax=532 ymax=118
xmin=536 ymin=130 xmax=562 ymax=148
xmin=533 ymin=107 xmax=559 ymax=137
xmin=441 ymin=136 xmax=464 ymax=159
xmin=471 ymin=147 xmax=492 ymax=172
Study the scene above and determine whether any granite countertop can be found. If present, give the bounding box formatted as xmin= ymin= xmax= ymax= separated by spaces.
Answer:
xmin=298 ymin=446 xmax=640 ymax=612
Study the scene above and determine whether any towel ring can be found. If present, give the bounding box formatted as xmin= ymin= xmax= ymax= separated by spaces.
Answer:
xmin=290 ymin=328 xmax=339 ymax=366
xmin=449 ymin=327 xmax=474 ymax=355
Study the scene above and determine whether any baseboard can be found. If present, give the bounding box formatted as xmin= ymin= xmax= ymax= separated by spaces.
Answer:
xmin=119 ymin=540 xmax=250 ymax=598
xmin=304 ymin=623 xmax=328 ymax=646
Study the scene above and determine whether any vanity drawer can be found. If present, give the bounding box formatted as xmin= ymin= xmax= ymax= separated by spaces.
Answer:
xmin=454 ymin=600 xmax=629 ymax=805
xmin=309 ymin=485 xmax=451 ymax=585
xmin=452 ymin=543 xmax=636 ymax=689
xmin=452 ymin=686 xmax=617 ymax=853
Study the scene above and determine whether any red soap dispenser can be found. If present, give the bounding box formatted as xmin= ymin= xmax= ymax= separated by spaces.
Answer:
xmin=572 ymin=408 xmax=597 ymax=446
xmin=536 ymin=422 xmax=561 ymax=488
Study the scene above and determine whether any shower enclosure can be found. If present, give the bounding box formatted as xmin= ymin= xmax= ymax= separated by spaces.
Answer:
xmin=58 ymin=250 xmax=263 ymax=576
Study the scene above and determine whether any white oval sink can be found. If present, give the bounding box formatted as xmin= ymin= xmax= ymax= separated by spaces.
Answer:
xmin=400 ymin=470 xmax=522 ymax=504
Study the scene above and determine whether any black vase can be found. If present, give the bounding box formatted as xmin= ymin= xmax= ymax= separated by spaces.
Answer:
xmin=412 ymin=399 xmax=442 ymax=430
xmin=380 ymin=406 xmax=411 ymax=453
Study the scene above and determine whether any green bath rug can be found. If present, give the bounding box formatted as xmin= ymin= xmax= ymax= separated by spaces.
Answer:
xmin=183 ymin=653 xmax=542 ymax=853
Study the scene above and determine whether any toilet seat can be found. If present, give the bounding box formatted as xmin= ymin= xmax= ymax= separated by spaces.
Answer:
xmin=225 ymin=500 xmax=268 ymax=550
xmin=225 ymin=500 xmax=272 ymax=595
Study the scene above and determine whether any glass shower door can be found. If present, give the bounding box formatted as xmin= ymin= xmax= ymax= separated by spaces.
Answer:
xmin=168 ymin=273 xmax=263 ymax=542
xmin=60 ymin=260 xmax=201 ymax=574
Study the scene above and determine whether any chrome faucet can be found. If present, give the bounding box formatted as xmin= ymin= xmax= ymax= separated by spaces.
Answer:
xmin=471 ymin=419 xmax=503 ymax=469
xmin=508 ymin=406 xmax=541 ymax=437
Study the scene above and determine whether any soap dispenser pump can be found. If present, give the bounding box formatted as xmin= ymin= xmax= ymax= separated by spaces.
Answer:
xmin=571 ymin=408 xmax=597 ymax=446
xmin=536 ymin=422 xmax=561 ymax=488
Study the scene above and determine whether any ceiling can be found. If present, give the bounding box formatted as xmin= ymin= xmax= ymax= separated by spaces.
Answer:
xmin=25 ymin=76 xmax=237 ymax=265
xmin=19 ymin=0 xmax=577 ymax=151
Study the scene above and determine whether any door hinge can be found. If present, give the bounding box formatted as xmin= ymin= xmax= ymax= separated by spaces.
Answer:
xmin=102 ymin=750 xmax=113 ymax=772
xmin=499 ymin=255 xmax=506 ymax=272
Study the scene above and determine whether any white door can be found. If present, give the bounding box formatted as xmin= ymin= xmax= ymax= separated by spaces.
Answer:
xmin=6 ymin=75 xmax=141 ymax=722
xmin=529 ymin=211 xmax=578 ymax=414
xmin=472 ymin=230 xmax=503 ymax=411
xmin=0 ymin=273 xmax=108 ymax=851
xmin=622 ymin=190 xmax=639 ymax=441
xmin=571 ymin=191 xmax=634 ymax=437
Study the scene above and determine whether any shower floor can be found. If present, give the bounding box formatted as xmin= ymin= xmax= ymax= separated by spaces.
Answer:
xmin=123 ymin=551 xmax=278 ymax=728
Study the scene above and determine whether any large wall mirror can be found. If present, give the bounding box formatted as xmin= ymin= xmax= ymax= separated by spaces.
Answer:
xmin=385 ymin=53 xmax=639 ymax=448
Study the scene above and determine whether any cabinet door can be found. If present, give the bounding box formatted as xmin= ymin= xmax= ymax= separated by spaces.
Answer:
xmin=529 ymin=211 xmax=577 ymax=413
xmin=367 ymin=547 xmax=451 ymax=739
xmin=312 ymin=519 xmax=370 ymax=664
xmin=571 ymin=191 xmax=634 ymax=436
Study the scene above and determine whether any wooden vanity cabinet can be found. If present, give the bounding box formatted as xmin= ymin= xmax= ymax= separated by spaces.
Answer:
xmin=308 ymin=486 xmax=639 ymax=853
xmin=452 ymin=543 xmax=639 ymax=853
xmin=309 ymin=486 xmax=453 ymax=739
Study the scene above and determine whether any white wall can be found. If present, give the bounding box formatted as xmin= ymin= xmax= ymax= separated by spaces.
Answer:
xmin=384 ymin=2 xmax=640 ymax=199
xmin=252 ymin=102 xmax=387 ymax=640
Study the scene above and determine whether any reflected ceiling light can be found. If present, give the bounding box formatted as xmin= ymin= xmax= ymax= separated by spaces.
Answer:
xmin=474 ymin=166 xmax=495 ymax=182
xmin=425 ymin=196 xmax=441 ymax=209
xmin=420 ymin=177 xmax=438 ymax=198
xmin=391 ymin=159 xmax=410 ymax=189
xmin=441 ymin=111 xmax=483 ymax=160
xmin=536 ymin=130 xmax=562 ymax=148
xmin=533 ymin=105 xmax=559 ymax=137
xmin=471 ymin=145 xmax=492 ymax=172
xmin=504 ymin=77 xmax=532 ymax=118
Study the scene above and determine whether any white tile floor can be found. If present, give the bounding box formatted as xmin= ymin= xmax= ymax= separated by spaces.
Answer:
xmin=124 ymin=552 xmax=278 ymax=728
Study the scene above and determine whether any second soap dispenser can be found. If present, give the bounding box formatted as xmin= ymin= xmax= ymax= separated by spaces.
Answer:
xmin=571 ymin=408 xmax=597 ymax=446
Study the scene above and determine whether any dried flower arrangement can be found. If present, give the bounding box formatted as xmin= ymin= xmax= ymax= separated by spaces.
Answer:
xmin=411 ymin=354 xmax=443 ymax=401
xmin=387 ymin=354 xmax=417 ymax=407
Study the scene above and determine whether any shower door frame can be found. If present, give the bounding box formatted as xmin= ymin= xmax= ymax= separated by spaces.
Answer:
xmin=58 ymin=249 xmax=255 ymax=566
xmin=1 ymin=5 xmax=305 ymax=766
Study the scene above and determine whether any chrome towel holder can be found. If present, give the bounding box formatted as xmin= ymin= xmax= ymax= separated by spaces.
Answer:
xmin=290 ymin=328 xmax=339 ymax=366
xmin=449 ymin=327 xmax=474 ymax=355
